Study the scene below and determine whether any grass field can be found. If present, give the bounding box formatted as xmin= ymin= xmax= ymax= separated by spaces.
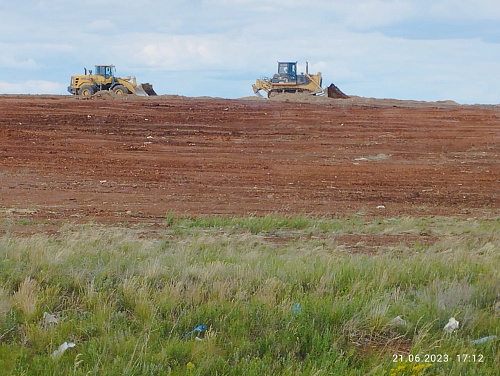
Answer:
xmin=0 ymin=214 xmax=499 ymax=375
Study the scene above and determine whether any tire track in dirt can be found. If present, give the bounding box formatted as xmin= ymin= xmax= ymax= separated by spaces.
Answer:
xmin=0 ymin=95 xmax=498 ymax=230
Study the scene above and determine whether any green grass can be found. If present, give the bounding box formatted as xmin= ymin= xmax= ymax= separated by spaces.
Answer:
xmin=0 ymin=214 xmax=499 ymax=375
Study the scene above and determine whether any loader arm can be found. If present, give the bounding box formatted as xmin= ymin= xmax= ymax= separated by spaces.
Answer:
xmin=116 ymin=78 xmax=137 ymax=94
xmin=252 ymin=78 xmax=272 ymax=96
xmin=305 ymin=72 xmax=323 ymax=94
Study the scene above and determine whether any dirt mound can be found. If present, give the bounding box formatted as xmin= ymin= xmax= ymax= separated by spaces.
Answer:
xmin=90 ymin=90 xmax=125 ymax=99
xmin=0 ymin=95 xmax=498 ymax=232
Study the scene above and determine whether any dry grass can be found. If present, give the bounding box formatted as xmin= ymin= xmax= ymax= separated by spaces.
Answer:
xmin=12 ymin=277 xmax=39 ymax=317
xmin=0 ymin=215 xmax=498 ymax=375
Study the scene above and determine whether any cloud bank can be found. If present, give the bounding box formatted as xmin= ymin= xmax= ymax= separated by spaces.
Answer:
xmin=0 ymin=0 xmax=499 ymax=103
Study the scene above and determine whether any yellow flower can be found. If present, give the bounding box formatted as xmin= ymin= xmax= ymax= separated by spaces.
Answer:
xmin=412 ymin=364 xmax=425 ymax=371
xmin=186 ymin=362 xmax=195 ymax=371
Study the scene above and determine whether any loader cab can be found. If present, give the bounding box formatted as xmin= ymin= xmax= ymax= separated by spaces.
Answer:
xmin=277 ymin=62 xmax=297 ymax=82
xmin=94 ymin=64 xmax=115 ymax=79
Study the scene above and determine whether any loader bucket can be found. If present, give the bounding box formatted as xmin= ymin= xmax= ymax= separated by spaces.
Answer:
xmin=135 ymin=83 xmax=157 ymax=96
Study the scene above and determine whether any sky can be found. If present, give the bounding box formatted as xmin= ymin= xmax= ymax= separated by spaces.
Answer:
xmin=1 ymin=0 xmax=499 ymax=104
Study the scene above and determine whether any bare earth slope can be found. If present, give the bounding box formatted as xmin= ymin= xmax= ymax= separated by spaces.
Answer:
xmin=0 ymin=94 xmax=498 ymax=228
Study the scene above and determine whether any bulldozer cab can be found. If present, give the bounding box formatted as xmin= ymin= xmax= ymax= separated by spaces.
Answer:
xmin=277 ymin=62 xmax=297 ymax=82
xmin=94 ymin=65 xmax=115 ymax=79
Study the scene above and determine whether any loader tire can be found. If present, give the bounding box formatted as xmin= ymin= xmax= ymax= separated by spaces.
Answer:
xmin=79 ymin=84 xmax=95 ymax=97
xmin=112 ymin=85 xmax=129 ymax=95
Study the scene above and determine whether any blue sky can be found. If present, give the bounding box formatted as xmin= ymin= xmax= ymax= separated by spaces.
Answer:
xmin=1 ymin=0 xmax=499 ymax=104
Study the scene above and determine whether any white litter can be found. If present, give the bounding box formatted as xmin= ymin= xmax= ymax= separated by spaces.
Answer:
xmin=390 ymin=316 xmax=407 ymax=327
xmin=444 ymin=317 xmax=459 ymax=333
xmin=376 ymin=205 xmax=386 ymax=209
xmin=51 ymin=342 xmax=75 ymax=359
xmin=43 ymin=312 xmax=59 ymax=325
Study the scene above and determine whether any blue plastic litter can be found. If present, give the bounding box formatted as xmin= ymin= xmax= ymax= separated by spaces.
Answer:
xmin=183 ymin=324 xmax=207 ymax=338
xmin=469 ymin=335 xmax=497 ymax=345
xmin=292 ymin=302 xmax=302 ymax=316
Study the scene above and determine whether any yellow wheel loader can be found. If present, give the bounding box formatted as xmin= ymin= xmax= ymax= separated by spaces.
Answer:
xmin=252 ymin=61 xmax=323 ymax=98
xmin=67 ymin=65 xmax=157 ymax=97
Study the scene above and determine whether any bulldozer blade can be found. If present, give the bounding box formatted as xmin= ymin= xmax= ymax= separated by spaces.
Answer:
xmin=135 ymin=83 xmax=157 ymax=96
xmin=326 ymin=83 xmax=349 ymax=99
xmin=252 ymin=84 xmax=263 ymax=97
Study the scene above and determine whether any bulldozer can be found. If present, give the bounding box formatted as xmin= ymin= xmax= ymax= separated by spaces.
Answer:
xmin=67 ymin=65 xmax=157 ymax=97
xmin=252 ymin=61 xmax=323 ymax=98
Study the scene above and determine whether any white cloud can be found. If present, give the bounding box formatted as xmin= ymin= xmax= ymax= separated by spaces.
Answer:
xmin=88 ymin=20 xmax=118 ymax=32
xmin=0 ymin=80 xmax=64 ymax=94
xmin=341 ymin=0 xmax=415 ymax=30
xmin=0 ymin=42 xmax=74 ymax=70
xmin=0 ymin=56 xmax=38 ymax=70
xmin=429 ymin=0 xmax=500 ymax=20
xmin=117 ymin=34 xmax=225 ymax=70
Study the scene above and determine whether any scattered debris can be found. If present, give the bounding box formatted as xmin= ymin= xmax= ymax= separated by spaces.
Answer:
xmin=51 ymin=341 xmax=75 ymax=359
xmin=390 ymin=316 xmax=407 ymax=327
xmin=43 ymin=312 xmax=59 ymax=326
xmin=292 ymin=302 xmax=302 ymax=316
xmin=183 ymin=324 xmax=207 ymax=339
xmin=376 ymin=205 xmax=386 ymax=209
xmin=444 ymin=317 xmax=459 ymax=333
